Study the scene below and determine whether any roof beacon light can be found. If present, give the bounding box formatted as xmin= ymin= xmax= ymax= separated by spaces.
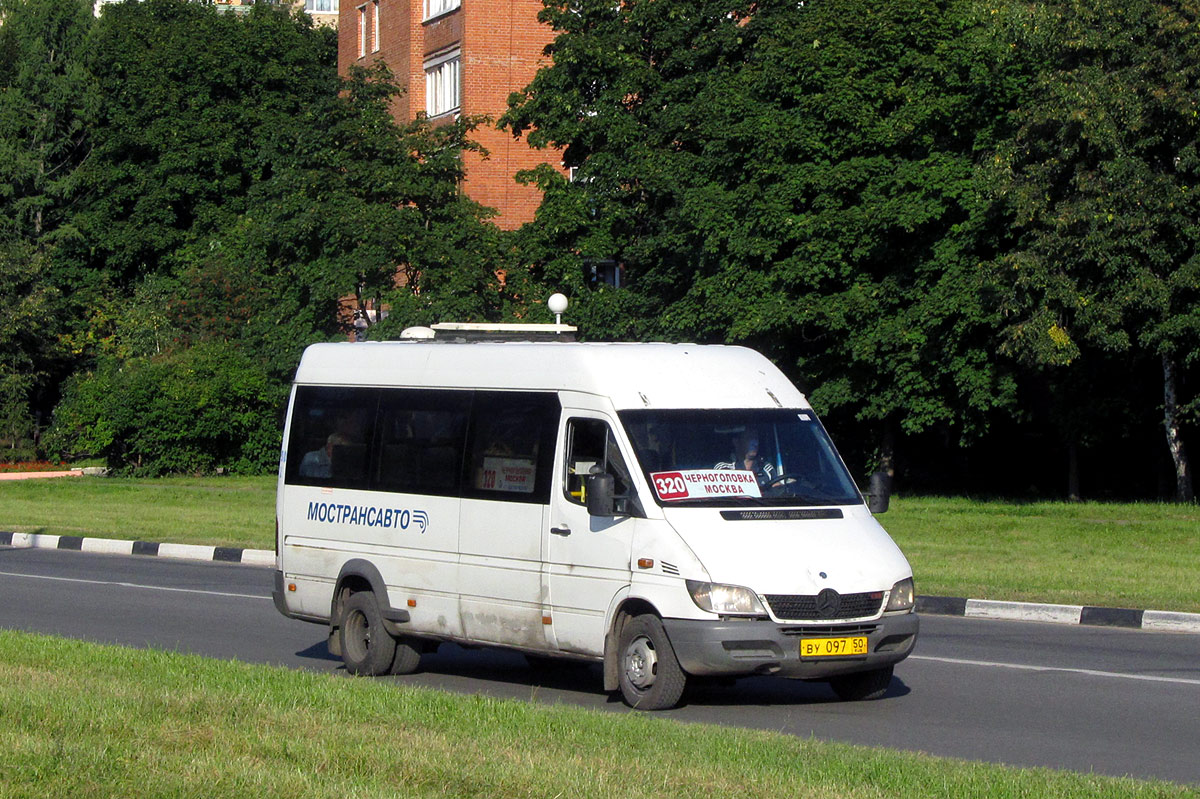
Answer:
xmin=548 ymin=293 xmax=569 ymax=326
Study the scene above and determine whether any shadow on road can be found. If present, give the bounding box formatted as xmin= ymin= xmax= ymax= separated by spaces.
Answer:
xmin=295 ymin=635 xmax=912 ymax=709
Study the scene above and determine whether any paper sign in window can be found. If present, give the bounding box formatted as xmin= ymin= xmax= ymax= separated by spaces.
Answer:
xmin=479 ymin=457 xmax=536 ymax=493
xmin=650 ymin=470 xmax=762 ymax=502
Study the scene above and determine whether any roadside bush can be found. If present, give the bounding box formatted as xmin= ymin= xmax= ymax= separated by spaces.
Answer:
xmin=46 ymin=342 xmax=286 ymax=476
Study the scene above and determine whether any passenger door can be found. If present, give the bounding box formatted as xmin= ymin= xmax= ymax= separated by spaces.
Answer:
xmin=457 ymin=392 xmax=559 ymax=651
xmin=546 ymin=413 xmax=636 ymax=656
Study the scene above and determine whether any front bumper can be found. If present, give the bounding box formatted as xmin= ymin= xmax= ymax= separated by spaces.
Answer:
xmin=663 ymin=612 xmax=918 ymax=679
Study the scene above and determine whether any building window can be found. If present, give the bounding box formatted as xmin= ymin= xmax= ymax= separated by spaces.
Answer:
xmin=424 ymin=49 xmax=460 ymax=117
xmin=423 ymin=0 xmax=459 ymax=20
xmin=357 ymin=4 xmax=367 ymax=57
xmin=585 ymin=259 xmax=622 ymax=288
xmin=305 ymin=0 xmax=338 ymax=12
xmin=371 ymin=0 xmax=380 ymax=51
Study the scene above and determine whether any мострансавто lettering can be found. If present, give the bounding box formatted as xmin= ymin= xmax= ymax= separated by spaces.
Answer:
xmin=306 ymin=502 xmax=428 ymax=532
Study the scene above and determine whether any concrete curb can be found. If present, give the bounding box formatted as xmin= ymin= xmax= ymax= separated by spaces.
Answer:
xmin=0 ymin=531 xmax=275 ymax=568
xmin=0 ymin=469 xmax=83 ymax=481
xmin=917 ymin=595 xmax=1200 ymax=634
xmin=5 ymin=530 xmax=1199 ymax=634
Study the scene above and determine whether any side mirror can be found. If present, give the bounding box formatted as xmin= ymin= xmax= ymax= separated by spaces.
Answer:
xmin=586 ymin=473 xmax=616 ymax=517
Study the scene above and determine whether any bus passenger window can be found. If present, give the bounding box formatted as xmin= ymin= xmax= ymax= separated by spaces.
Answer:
xmin=375 ymin=392 xmax=470 ymax=497
xmin=286 ymin=386 xmax=376 ymax=489
xmin=464 ymin=392 xmax=559 ymax=504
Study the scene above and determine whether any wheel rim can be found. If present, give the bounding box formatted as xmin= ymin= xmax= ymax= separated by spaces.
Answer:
xmin=345 ymin=608 xmax=371 ymax=661
xmin=623 ymin=634 xmax=658 ymax=690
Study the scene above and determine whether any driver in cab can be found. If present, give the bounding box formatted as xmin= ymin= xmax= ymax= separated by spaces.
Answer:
xmin=714 ymin=433 xmax=775 ymax=488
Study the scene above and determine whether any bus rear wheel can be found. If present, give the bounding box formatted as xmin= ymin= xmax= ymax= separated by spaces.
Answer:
xmin=340 ymin=591 xmax=397 ymax=676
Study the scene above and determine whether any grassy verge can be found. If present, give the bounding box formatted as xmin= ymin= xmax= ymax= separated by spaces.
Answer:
xmin=0 ymin=630 xmax=1193 ymax=799
xmin=0 ymin=475 xmax=275 ymax=550
xmin=883 ymin=497 xmax=1200 ymax=613
xmin=2 ymin=477 xmax=1199 ymax=612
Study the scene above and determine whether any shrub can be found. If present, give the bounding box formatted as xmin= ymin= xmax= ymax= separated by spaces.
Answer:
xmin=47 ymin=342 xmax=287 ymax=476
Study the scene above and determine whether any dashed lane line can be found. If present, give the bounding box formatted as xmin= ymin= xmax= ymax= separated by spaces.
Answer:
xmin=0 ymin=569 xmax=270 ymax=601
xmin=909 ymin=654 xmax=1200 ymax=687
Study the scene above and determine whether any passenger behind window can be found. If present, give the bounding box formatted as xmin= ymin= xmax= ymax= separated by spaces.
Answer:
xmin=299 ymin=433 xmax=351 ymax=478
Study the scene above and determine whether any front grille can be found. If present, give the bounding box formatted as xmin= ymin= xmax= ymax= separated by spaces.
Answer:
xmin=765 ymin=591 xmax=884 ymax=621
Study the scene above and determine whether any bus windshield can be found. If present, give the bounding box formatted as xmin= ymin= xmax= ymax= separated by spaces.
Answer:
xmin=619 ymin=409 xmax=862 ymax=508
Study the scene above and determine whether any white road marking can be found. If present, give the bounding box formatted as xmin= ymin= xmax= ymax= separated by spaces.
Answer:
xmin=0 ymin=569 xmax=269 ymax=601
xmin=910 ymin=654 xmax=1200 ymax=687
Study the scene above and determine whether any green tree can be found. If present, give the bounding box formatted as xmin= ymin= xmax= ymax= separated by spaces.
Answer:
xmin=240 ymin=62 xmax=507 ymax=343
xmin=504 ymin=0 xmax=1019 ymax=498
xmin=0 ymin=242 xmax=58 ymax=452
xmin=987 ymin=0 xmax=1200 ymax=501
xmin=0 ymin=0 xmax=94 ymax=451
xmin=81 ymin=0 xmax=338 ymax=286
xmin=0 ymin=0 xmax=96 ymax=243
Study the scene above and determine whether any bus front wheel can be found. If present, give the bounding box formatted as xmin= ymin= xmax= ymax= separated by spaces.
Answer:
xmin=617 ymin=614 xmax=687 ymax=710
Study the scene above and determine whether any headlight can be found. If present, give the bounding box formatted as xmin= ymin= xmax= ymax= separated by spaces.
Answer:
xmin=686 ymin=580 xmax=768 ymax=616
xmin=885 ymin=577 xmax=915 ymax=612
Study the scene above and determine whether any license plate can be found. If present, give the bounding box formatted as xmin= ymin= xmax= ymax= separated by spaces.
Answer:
xmin=799 ymin=636 xmax=868 ymax=658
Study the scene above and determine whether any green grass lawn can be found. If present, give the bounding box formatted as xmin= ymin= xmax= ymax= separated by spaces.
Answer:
xmin=1 ymin=629 xmax=1193 ymax=799
xmin=0 ymin=475 xmax=275 ymax=550
xmin=2 ymin=476 xmax=1198 ymax=612
xmin=883 ymin=497 xmax=1200 ymax=613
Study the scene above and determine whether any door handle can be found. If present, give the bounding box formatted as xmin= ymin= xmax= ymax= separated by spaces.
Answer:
xmin=550 ymin=526 xmax=572 ymax=537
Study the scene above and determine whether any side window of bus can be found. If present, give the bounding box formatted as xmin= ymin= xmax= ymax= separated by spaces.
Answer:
xmin=286 ymin=386 xmax=377 ymax=489
xmin=374 ymin=391 xmax=470 ymax=497
xmin=464 ymin=392 xmax=559 ymax=503
xmin=565 ymin=418 xmax=633 ymax=507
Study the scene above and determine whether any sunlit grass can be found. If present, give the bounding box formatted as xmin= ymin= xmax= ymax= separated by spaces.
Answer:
xmin=885 ymin=497 xmax=1200 ymax=612
xmin=0 ymin=475 xmax=275 ymax=550
xmin=0 ymin=630 xmax=1192 ymax=799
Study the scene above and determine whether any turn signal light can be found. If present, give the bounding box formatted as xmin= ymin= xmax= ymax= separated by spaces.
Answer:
xmin=637 ymin=558 xmax=654 ymax=569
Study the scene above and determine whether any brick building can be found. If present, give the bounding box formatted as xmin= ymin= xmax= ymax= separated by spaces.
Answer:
xmin=339 ymin=0 xmax=561 ymax=229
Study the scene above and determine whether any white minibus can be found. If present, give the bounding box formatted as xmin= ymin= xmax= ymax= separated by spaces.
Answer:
xmin=273 ymin=320 xmax=918 ymax=710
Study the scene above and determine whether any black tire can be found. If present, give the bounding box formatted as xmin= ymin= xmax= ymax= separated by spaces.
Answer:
xmin=340 ymin=591 xmax=397 ymax=676
xmin=617 ymin=614 xmax=687 ymax=710
xmin=829 ymin=665 xmax=893 ymax=701
xmin=389 ymin=637 xmax=422 ymax=675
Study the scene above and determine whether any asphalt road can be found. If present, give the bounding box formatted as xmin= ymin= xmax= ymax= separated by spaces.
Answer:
xmin=2 ymin=546 xmax=1199 ymax=786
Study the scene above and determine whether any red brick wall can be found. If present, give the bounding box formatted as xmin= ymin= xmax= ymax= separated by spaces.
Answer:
xmin=461 ymin=0 xmax=560 ymax=229
xmin=340 ymin=0 xmax=563 ymax=230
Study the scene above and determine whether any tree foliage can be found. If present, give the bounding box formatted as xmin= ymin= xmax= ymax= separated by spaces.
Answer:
xmin=0 ymin=242 xmax=59 ymax=452
xmin=81 ymin=0 xmax=338 ymax=285
xmin=37 ymin=1 xmax=506 ymax=472
xmin=0 ymin=0 xmax=93 ymax=450
xmin=0 ymin=0 xmax=97 ymax=244
xmin=3 ymin=0 xmax=1196 ymax=495
xmin=47 ymin=341 xmax=285 ymax=475
xmin=987 ymin=0 xmax=1200 ymax=499
xmin=504 ymin=0 xmax=1022 ymax=494
xmin=239 ymin=62 xmax=507 ymax=341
